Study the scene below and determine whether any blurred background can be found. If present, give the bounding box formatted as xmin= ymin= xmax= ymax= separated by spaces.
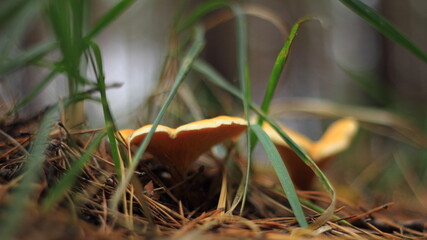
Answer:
xmin=1 ymin=0 xmax=427 ymax=215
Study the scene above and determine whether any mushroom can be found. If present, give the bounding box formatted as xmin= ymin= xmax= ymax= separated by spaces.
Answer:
xmin=119 ymin=116 xmax=248 ymax=179
xmin=263 ymin=118 xmax=358 ymax=189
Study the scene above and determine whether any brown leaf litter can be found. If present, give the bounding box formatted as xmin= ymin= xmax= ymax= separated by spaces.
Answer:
xmin=0 ymin=113 xmax=426 ymax=239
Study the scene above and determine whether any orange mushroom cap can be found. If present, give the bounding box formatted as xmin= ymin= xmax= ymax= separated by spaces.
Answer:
xmin=120 ymin=116 xmax=248 ymax=177
xmin=117 ymin=129 xmax=135 ymax=143
xmin=263 ymin=118 xmax=358 ymax=189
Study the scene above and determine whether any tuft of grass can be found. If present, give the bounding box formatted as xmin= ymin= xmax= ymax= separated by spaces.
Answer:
xmin=1 ymin=0 xmax=136 ymax=115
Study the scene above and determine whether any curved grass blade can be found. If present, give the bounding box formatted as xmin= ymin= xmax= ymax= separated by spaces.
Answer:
xmin=339 ymin=0 xmax=427 ymax=64
xmin=270 ymin=98 xmax=427 ymax=148
xmin=193 ymin=59 xmax=336 ymax=228
xmin=110 ymin=25 xmax=205 ymax=211
xmin=259 ymin=18 xmax=311 ymax=115
xmin=251 ymin=124 xmax=307 ymax=227
xmin=87 ymin=42 xmax=123 ymax=180
xmin=251 ymin=18 xmax=312 ymax=148
xmin=194 ymin=60 xmax=241 ymax=98
xmin=177 ymin=0 xmax=229 ymax=32
xmin=42 ymin=130 xmax=107 ymax=210
xmin=0 ymin=107 xmax=59 ymax=240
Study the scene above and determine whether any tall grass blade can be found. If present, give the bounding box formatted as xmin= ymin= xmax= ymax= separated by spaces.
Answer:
xmin=229 ymin=3 xmax=252 ymax=216
xmin=339 ymin=0 xmax=427 ymax=64
xmin=110 ymin=25 xmax=205 ymax=211
xmin=193 ymin=60 xmax=241 ymax=98
xmin=42 ymin=130 xmax=107 ymax=210
xmin=254 ymin=113 xmax=336 ymax=229
xmin=87 ymin=41 xmax=123 ymax=179
xmin=187 ymin=4 xmax=254 ymax=216
xmin=0 ymin=107 xmax=58 ymax=240
xmin=251 ymin=18 xmax=312 ymax=149
xmin=251 ymin=124 xmax=307 ymax=227
xmin=46 ymin=0 xmax=87 ymax=94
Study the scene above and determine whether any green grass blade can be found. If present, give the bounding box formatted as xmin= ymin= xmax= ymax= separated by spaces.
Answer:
xmin=251 ymin=124 xmax=307 ymax=227
xmin=229 ymin=3 xmax=252 ymax=216
xmin=46 ymin=0 xmax=87 ymax=94
xmin=188 ymin=4 xmax=253 ymax=215
xmin=339 ymin=0 xmax=427 ymax=64
xmin=87 ymin=41 xmax=122 ymax=179
xmin=193 ymin=60 xmax=242 ymax=98
xmin=193 ymin=59 xmax=336 ymax=228
xmin=110 ymin=25 xmax=205 ymax=211
xmin=178 ymin=0 xmax=228 ymax=32
xmin=257 ymin=18 xmax=311 ymax=121
xmin=0 ymin=107 xmax=59 ymax=240
xmin=42 ymin=130 xmax=107 ymax=210
xmin=11 ymin=68 xmax=59 ymax=113
xmin=251 ymin=18 xmax=312 ymax=149
xmin=270 ymin=98 xmax=427 ymax=148
xmin=255 ymin=113 xmax=336 ymax=229
xmin=84 ymin=0 xmax=136 ymax=41
xmin=0 ymin=41 xmax=57 ymax=76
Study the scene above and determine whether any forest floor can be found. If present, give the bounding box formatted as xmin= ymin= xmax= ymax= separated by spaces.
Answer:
xmin=0 ymin=112 xmax=426 ymax=240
